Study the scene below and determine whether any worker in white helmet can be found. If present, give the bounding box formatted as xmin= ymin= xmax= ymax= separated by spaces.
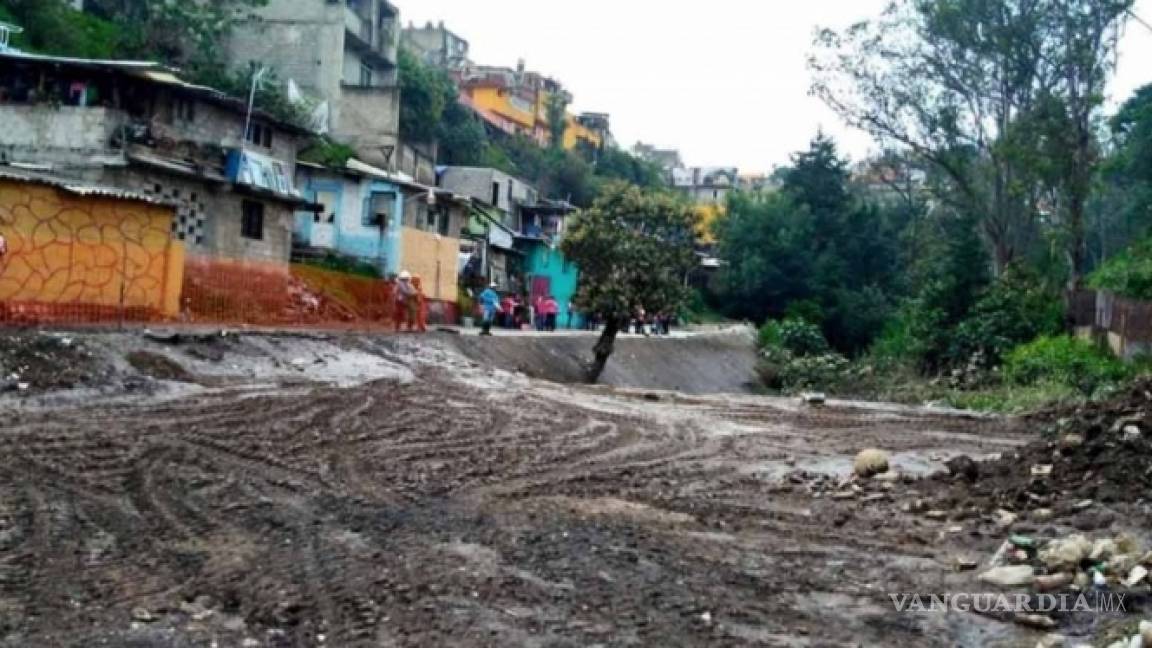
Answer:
xmin=395 ymin=270 xmax=425 ymax=333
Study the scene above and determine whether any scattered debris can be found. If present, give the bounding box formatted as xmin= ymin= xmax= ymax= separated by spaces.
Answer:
xmin=956 ymin=557 xmax=980 ymax=571
xmin=131 ymin=607 xmax=155 ymax=623
xmin=1014 ymin=613 xmax=1057 ymax=630
xmin=800 ymin=392 xmax=826 ymax=405
xmin=1031 ymin=464 xmax=1054 ymax=477
xmin=1034 ymin=573 xmax=1074 ymax=592
xmin=1035 ymin=633 xmax=1067 ymax=648
xmin=1040 ymin=534 xmax=1094 ymax=571
xmin=995 ymin=509 xmax=1020 ymax=527
xmin=978 ymin=565 xmax=1036 ymax=587
xmin=1058 ymin=433 xmax=1084 ymax=451
xmin=945 ymin=455 xmax=980 ymax=482
xmin=1127 ymin=566 xmax=1149 ymax=588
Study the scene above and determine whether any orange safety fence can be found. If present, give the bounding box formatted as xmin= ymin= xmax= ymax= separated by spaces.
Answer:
xmin=2 ymin=251 xmax=459 ymax=331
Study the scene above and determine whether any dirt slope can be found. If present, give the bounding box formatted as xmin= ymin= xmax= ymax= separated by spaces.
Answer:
xmin=442 ymin=327 xmax=760 ymax=394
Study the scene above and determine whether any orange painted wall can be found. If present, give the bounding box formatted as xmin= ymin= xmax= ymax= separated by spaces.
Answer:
xmin=399 ymin=227 xmax=460 ymax=303
xmin=0 ymin=178 xmax=184 ymax=318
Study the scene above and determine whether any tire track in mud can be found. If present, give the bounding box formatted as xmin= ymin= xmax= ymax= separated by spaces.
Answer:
xmin=0 ymin=369 xmax=1033 ymax=646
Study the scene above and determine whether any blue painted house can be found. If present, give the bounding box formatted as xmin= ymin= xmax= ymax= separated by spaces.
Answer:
xmin=294 ymin=160 xmax=406 ymax=276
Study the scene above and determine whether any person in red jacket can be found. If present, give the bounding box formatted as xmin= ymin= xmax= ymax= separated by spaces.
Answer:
xmin=541 ymin=295 xmax=559 ymax=332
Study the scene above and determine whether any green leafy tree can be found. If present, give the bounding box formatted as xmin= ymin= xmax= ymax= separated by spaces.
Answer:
xmin=1100 ymin=84 xmax=1152 ymax=247
xmin=950 ymin=267 xmax=1065 ymax=366
xmin=438 ymin=99 xmax=489 ymax=165
xmin=561 ymin=184 xmax=700 ymax=382
xmin=1088 ymin=235 xmax=1152 ymax=299
xmin=593 ymin=147 xmax=666 ymax=189
xmin=712 ymin=134 xmax=907 ymax=353
xmin=398 ymin=48 xmax=452 ymax=144
xmin=811 ymin=0 xmax=1131 ymax=280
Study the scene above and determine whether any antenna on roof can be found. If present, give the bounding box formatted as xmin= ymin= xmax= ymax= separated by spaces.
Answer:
xmin=0 ymin=22 xmax=24 ymax=53
xmin=243 ymin=65 xmax=270 ymax=147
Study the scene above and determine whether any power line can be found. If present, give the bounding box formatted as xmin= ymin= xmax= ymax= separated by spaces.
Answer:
xmin=1128 ymin=9 xmax=1152 ymax=34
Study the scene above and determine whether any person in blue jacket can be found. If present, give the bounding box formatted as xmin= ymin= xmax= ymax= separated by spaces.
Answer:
xmin=479 ymin=282 xmax=501 ymax=336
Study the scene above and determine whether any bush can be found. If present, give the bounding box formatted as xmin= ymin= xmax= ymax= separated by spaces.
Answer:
xmin=757 ymin=346 xmax=850 ymax=393
xmin=757 ymin=320 xmax=782 ymax=350
xmin=950 ymin=269 xmax=1064 ymax=368
xmin=777 ymin=318 xmax=830 ymax=356
xmin=1004 ymin=336 xmax=1129 ymax=394
xmin=1088 ymin=237 xmax=1152 ymax=299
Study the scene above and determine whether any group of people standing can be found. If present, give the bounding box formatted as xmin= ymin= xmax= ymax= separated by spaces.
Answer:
xmin=475 ymin=285 xmax=677 ymax=338
xmin=477 ymin=284 xmax=567 ymax=336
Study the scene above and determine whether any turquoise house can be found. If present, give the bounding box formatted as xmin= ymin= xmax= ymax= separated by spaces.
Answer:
xmin=517 ymin=201 xmax=583 ymax=328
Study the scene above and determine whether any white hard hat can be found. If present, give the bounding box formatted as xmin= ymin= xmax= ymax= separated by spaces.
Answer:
xmin=399 ymin=270 xmax=412 ymax=280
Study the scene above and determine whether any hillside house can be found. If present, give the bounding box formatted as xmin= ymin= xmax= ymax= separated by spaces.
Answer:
xmin=0 ymin=50 xmax=310 ymax=271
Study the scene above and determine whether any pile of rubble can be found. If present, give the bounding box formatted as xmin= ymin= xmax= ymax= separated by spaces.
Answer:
xmin=976 ymin=531 xmax=1152 ymax=646
xmin=918 ymin=380 xmax=1152 ymax=645
xmin=922 ymin=379 xmax=1152 ymax=527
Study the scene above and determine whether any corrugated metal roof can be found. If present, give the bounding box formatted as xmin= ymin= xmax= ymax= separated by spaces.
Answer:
xmin=0 ymin=168 xmax=177 ymax=207
xmin=0 ymin=51 xmax=313 ymax=136
xmin=0 ymin=49 xmax=163 ymax=70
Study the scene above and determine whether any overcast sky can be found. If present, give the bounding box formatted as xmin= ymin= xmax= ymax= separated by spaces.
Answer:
xmin=401 ymin=0 xmax=1152 ymax=173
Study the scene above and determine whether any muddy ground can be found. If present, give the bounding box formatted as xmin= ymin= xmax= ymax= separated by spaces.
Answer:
xmin=0 ymin=329 xmax=1145 ymax=647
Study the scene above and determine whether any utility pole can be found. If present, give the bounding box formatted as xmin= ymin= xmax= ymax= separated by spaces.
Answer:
xmin=243 ymin=66 xmax=269 ymax=146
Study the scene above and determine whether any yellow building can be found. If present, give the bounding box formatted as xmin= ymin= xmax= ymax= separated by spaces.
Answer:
xmin=457 ymin=66 xmax=607 ymax=151
xmin=0 ymin=173 xmax=184 ymax=320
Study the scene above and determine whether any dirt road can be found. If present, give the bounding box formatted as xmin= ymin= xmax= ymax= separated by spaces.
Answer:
xmin=0 ymin=332 xmax=1060 ymax=646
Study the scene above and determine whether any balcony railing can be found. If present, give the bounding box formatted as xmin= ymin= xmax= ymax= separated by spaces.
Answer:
xmin=344 ymin=6 xmax=374 ymax=48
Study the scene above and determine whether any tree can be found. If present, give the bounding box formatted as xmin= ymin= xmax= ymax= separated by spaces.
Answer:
xmin=561 ymin=184 xmax=700 ymax=382
xmin=398 ymin=48 xmax=453 ymax=145
xmin=1025 ymin=1 xmax=1131 ymax=288
xmin=545 ymin=91 xmax=569 ymax=150
xmin=438 ymin=99 xmax=489 ymax=165
xmin=1099 ymin=84 xmax=1152 ymax=252
xmin=810 ymin=0 xmax=1130 ymax=280
xmin=593 ymin=147 xmax=667 ymax=189
xmin=712 ymin=134 xmax=907 ymax=353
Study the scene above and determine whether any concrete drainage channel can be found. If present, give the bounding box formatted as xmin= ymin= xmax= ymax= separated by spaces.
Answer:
xmin=0 ymin=327 xmax=1145 ymax=646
